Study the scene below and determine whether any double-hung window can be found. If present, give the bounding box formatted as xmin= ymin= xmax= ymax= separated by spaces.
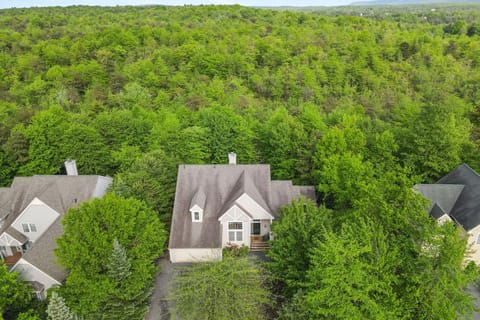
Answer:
xmin=22 ymin=223 xmax=37 ymax=233
xmin=228 ymin=222 xmax=243 ymax=242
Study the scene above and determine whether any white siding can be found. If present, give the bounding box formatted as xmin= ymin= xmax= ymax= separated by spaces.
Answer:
xmin=437 ymin=214 xmax=452 ymax=225
xmin=11 ymin=198 xmax=59 ymax=242
xmin=236 ymin=193 xmax=274 ymax=220
xmin=169 ymin=248 xmax=222 ymax=263
xmin=259 ymin=219 xmax=271 ymax=237
xmin=219 ymin=205 xmax=251 ymax=248
xmin=13 ymin=259 xmax=60 ymax=290
xmin=467 ymin=225 xmax=480 ymax=264
xmin=0 ymin=233 xmax=22 ymax=246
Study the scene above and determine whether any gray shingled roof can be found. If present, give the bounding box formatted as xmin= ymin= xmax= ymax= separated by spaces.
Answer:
xmin=430 ymin=203 xmax=447 ymax=219
xmin=2 ymin=175 xmax=112 ymax=283
xmin=436 ymin=164 xmax=480 ymax=231
xmin=5 ymin=226 xmax=28 ymax=244
xmin=169 ymin=164 xmax=316 ymax=249
xmin=21 ymin=217 xmax=67 ymax=283
xmin=0 ymin=175 xmax=104 ymax=236
xmin=0 ymin=188 xmax=12 ymax=221
xmin=414 ymin=184 xmax=464 ymax=216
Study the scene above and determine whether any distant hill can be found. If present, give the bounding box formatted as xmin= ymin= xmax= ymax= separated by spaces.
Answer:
xmin=350 ymin=0 xmax=480 ymax=5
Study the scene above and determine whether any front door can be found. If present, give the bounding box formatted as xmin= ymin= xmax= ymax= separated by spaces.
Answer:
xmin=251 ymin=220 xmax=261 ymax=236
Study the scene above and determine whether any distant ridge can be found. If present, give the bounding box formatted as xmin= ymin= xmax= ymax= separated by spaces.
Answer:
xmin=350 ymin=0 xmax=480 ymax=5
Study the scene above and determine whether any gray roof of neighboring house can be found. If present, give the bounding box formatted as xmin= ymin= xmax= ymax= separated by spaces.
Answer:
xmin=169 ymin=164 xmax=316 ymax=249
xmin=435 ymin=164 xmax=480 ymax=231
xmin=430 ymin=203 xmax=447 ymax=219
xmin=414 ymin=184 xmax=464 ymax=216
xmin=0 ymin=175 xmax=111 ymax=236
xmin=5 ymin=226 xmax=28 ymax=244
xmin=2 ymin=175 xmax=112 ymax=283
xmin=0 ymin=188 xmax=12 ymax=221
xmin=21 ymin=217 xmax=67 ymax=283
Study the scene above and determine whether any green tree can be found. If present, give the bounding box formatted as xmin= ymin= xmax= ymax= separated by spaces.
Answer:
xmin=258 ymin=107 xmax=309 ymax=181
xmin=0 ymin=263 xmax=34 ymax=320
xmin=198 ymin=104 xmax=256 ymax=163
xmin=111 ymin=150 xmax=177 ymax=220
xmin=56 ymin=194 xmax=167 ymax=318
xmin=267 ymin=200 xmax=332 ymax=296
xmin=305 ymin=218 xmax=402 ymax=319
xmin=46 ymin=292 xmax=74 ymax=320
xmin=169 ymin=256 xmax=269 ymax=320
xmin=99 ymin=239 xmax=150 ymax=320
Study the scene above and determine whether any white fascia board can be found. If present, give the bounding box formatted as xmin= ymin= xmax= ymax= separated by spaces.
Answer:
xmin=218 ymin=204 xmax=251 ymax=222
xmin=0 ymin=232 xmax=22 ymax=246
xmin=11 ymin=258 xmax=61 ymax=286
xmin=189 ymin=204 xmax=203 ymax=212
xmin=11 ymin=197 xmax=60 ymax=227
xmin=236 ymin=193 xmax=275 ymax=220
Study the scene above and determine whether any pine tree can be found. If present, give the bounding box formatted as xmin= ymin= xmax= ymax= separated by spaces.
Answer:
xmin=106 ymin=239 xmax=131 ymax=282
xmin=99 ymin=239 xmax=150 ymax=320
xmin=47 ymin=292 xmax=74 ymax=320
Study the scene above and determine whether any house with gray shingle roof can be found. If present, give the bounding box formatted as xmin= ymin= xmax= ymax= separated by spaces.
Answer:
xmin=415 ymin=163 xmax=480 ymax=264
xmin=168 ymin=153 xmax=316 ymax=263
xmin=0 ymin=160 xmax=112 ymax=299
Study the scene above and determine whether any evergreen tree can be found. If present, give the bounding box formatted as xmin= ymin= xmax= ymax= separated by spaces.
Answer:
xmin=106 ymin=239 xmax=131 ymax=282
xmin=99 ymin=239 xmax=150 ymax=320
xmin=46 ymin=292 xmax=74 ymax=320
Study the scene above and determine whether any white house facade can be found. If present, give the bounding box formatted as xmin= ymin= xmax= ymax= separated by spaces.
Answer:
xmin=168 ymin=153 xmax=315 ymax=263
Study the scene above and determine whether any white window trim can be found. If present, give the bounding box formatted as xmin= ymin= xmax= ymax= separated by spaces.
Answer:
xmin=21 ymin=224 xmax=37 ymax=233
xmin=476 ymin=233 xmax=480 ymax=245
xmin=190 ymin=207 xmax=203 ymax=223
xmin=228 ymin=221 xmax=243 ymax=243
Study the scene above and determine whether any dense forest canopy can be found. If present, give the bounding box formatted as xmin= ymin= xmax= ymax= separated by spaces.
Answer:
xmin=1 ymin=4 xmax=480 ymax=191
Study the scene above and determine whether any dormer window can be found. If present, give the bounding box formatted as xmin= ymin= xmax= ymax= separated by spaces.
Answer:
xmin=190 ymin=205 xmax=203 ymax=223
xmin=189 ymin=190 xmax=206 ymax=223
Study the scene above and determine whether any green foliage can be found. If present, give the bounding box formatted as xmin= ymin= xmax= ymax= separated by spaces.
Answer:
xmin=99 ymin=239 xmax=150 ymax=320
xmin=169 ymin=256 xmax=269 ymax=320
xmin=1 ymin=5 xmax=480 ymax=318
xmin=268 ymin=200 xmax=332 ymax=296
xmin=222 ymin=243 xmax=249 ymax=258
xmin=111 ymin=150 xmax=177 ymax=220
xmin=106 ymin=239 xmax=131 ymax=282
xmin=46 ymin=292 xmax=74 ymax=320
xmin=0 ymin=263 xmax=35 ymax=320
xmin=56 ymin=194 xmax=167 ymax=318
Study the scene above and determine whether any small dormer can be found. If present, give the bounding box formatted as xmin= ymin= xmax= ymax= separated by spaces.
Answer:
xmin=190 ymin=189 xmax=206 ymax=223
xmin=190 ymin=205 xmax=203 ymax=223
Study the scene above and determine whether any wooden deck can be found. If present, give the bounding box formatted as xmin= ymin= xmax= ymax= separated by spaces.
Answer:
xmin=4 ymin=252 xmax=22 ymax=266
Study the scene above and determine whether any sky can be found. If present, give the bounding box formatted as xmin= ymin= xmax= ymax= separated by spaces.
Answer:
xmin=0 ymin=0 xmax=355 ymax=10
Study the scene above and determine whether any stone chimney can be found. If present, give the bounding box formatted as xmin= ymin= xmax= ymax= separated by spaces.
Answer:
xmin=228 ymin=152 xmax=237 ymax=165
xmin=65 ymin=159 xmax=78 ymax=176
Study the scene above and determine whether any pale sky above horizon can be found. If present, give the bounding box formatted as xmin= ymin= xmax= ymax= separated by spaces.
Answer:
xmin=0 ymin=0 xmax=355 ymax=9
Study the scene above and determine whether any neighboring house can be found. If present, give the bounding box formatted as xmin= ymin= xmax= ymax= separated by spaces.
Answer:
xmin=0 ymin=160 xmax=112 ymax=299
xmin=168 ymin=153 xmax=316 ymax=263
xmin=415 ymin=163 xmax=480 ymax=264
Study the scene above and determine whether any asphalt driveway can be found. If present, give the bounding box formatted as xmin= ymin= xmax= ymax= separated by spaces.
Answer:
xmin=145 ymin=256 xmax=174 ymax=320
